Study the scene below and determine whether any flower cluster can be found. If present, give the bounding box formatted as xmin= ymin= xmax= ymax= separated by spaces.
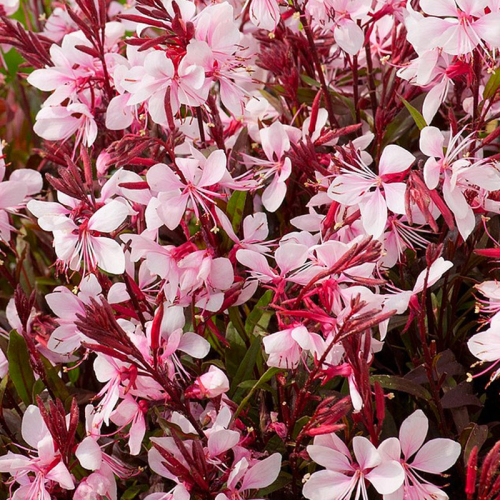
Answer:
xmin=1 ymin=0 xmax=500 ymax=499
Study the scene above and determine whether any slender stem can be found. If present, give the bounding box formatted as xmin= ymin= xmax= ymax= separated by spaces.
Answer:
xmin=351 ymin=54 xmax=361 ymax=124
xmin=300 ymin=11 xmax=340 ymax=128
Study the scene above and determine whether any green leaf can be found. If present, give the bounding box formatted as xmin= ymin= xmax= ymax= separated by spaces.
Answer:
xmin=245 ymin=290 xmax=274 ymax=335
xmin=401 ymin=97 xmax=427 ymax=130
xmin=238 ymin=380 xmax=273 ymax=391
xmin=40 ymin=355 xmax=70 ymax=403
xmin=225 ymin=322 xmax=248 ymax=379
xmin=484 ymin=68 xmax=500 ymax=100
xmin=0 ymin=375 xmax=9 ymax=410
xmin=227 ymin=190 xmax=247 ymax=234
xmin=7 ymin=331 xmax=35 ymax=406
xmin=383 ymin=94 xmax=426 ymax=145
xmin=370 ymin=375 xmax=431 ymax=400
xmin=461 ymin=423 xmax=488 ymax=463
xmin=122 ymin=484 xmax=149 ymax=499
xmin=229 ymin=335 xmax=263 ymax=398
xmin=232 ymin=367 xmax=281 ymax=422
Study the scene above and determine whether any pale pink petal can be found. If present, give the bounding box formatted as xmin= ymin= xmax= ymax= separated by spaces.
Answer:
xmin=22 ymin=405 xmax=49 ymax=448
xmin=352 ymin=436 xmax=381 ymax=471
xmin=359 ymin=188 xmax=387 ymax=238
xmin=456 ymin=208 xmax=476 ymax=241
xmin=46 ymin=461 xmax=75 ymax=490
xmin=9 ymin=170 xmax=43 ymax=196
xmin=472 ymin=13 xmax=500 ymax=48
xmin=423 ymin=157 xmax=442 ymax=190
xmin=240 ymin=453 xmax=282 ymax=490
xmin=177 ymin=332 xmax=210 ymax=358
xmin=88 ymin=200 xmax=130 ymax=233
xmin=214 ymin=206 xmax=238 ymax=242
xmin=456 ymin=0 xmax=488 ymax=15
xmin=210 ymin=257 xmax=234 ymax=290
xmin=306 ymin=445 xmax=352 ymax=472
xmin=157 ymin=191 xmax=188 ymax=230
xmin=420 ymin=0 xmax=458 ymax=16
xmin=45 ymin=290 xmax=80 ymax=318
xmin=198 ymin=149 xmax=227 ymax=187
xmin=243 ymin=212 xmax=269 ymax=241
xmin=260 ymin=121 xmax=289 ymax=161
xmin=106 ymin=94 xmax=134 ymax=130
xmin=76 ymin=436 xmax=102 ymax=471
xmin=263 ymin=329 xmax=293 ymax=354
xmin=409 ymin=18 xmax=454 ymax=52
xmin=249 ymin=0 xmax=280 ymax=31
xmin=383 ymin=182 xmax=407 ymax=215
xmin=292 ymin=327 xmax=325 ymax=356
xmin=334 ymin=20 xmax=364 ymax=55
xmin=236 ymin=249 xmax=273 ymax=278
xmin=262 ymin=178 xmax=287 ymax=213
xmin=398 ymin=410 xmax=428 ymax=459
xmin=91 ymin=236 xmax=126 ymax=275
xmin=161 ymin=305 xmax=186 ymax=335
xmin=145 ymin=50 xmax=174 ymax=79
xmin=313 ymin=432 xmax=351 ymax=457
xmin=423 ymin=79 xmax=449 ymax=124
xmin=420 ymin=127 xmax=445 ymax=158
xmin=146 ymin=163 xmax=183 ymax=192
xmin=411 ymin=438 xmax=461 ymax=473
xmin=302 ymin=470 xmax=355 ymax=500
xmin=129 ymin=414 xmax=146 ymax=455
xmin=377 ymin=437 xmax=401 ymax=462
xmin=27 ymin=200 xmax=68 ymax=218
xmin=413 ymin=258 xmax=453 ymax=293
xmin=366 ymin=460 xmax=405 ymax=494
xmin=0 ymin=181 xmax=27 ymax=209
xmin=443 ymin=177 xmax=470 ymax=219
xmin=379 ymin=145 xmax=415 ymax=176
xmin=275 ymin=243 xmax=308 ymax=274
xmin=208 ymin=429 xmax=240 ymax=457
xmin=468 ymin=328 xmax=500 ymax=362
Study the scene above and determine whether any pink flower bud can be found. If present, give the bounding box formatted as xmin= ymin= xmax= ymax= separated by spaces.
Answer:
xmin=196 ymin=366 xmax=230 ymax=398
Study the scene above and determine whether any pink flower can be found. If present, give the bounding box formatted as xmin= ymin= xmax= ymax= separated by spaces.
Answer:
xmin=0 ymin=405 xmax=75 ymax=498
xmin=110 ymin=396 xmax=147 ymax=456
xmin=328 ymin=145 xmax=415 ymax=238
xmin=379 ymin=410 xmax=461 ymax=499
xmin=124 ymin=46 xmax=207 ymax=125
xmin=46 ymin=274 xmax=102 ymax=354
xmin=248 ymin=0 xmax=281 ymax=32
xmin=0 ymin=0 xmax=19 ymax=16
xmin=74 ymin=463 xmax=117 ymax=500
xmin=193 ymin=365 xmax=230 ymax=398
xmin=33 ymin=103 xmax=98 ymax=147
xmin=303 ymin=434 xmax=405 ymax=500
xmin=0 ymin=150 xmax=42 ymax=241
xmin=215 ymin=453 xmax=282 ymax=500
xmin=27 ymin=197 xmax=131 ymax=274
xmin=215 ymin=209 xmax=272 ymax=254
xmin=263 ymin=325 xmax=324 ymax=369
xmin=248 ymin=120 xmax=293 ymax=213
xmin=155 ymin=304 xmax=211 ymax=361
xmin=328 ymin=0 xmax=371 ymax=55
xmin=468 ymin=312 xmax=500 ymax=379
xmin=146 ymin=149 xmax=228 ymax=231
xmin=419 ymin=126 xmax=500 ymax=240
xmin=407 ymin=0 xmax=500 ymax=55
xmin=236 ymin=241 xmax=309 ymax=284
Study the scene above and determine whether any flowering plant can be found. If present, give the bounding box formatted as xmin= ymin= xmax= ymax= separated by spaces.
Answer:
xmin=0 ymin=0 xmax=500 ymax=499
